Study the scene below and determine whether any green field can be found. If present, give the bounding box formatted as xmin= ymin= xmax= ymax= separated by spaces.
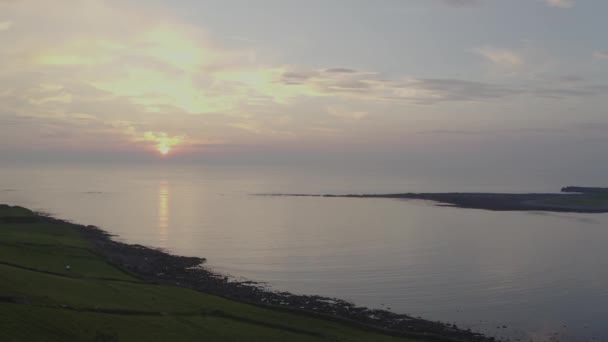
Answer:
xmin=0 ymin=205 xmax=424 ymax=342
xmin=540 ymin=194 xmax=608 ymax=207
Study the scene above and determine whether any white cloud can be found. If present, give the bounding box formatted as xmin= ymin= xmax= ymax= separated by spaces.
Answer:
xmin=0 ymin=20 xmax=12 ymax=31
xmin=545 ymin=0 xmax=575 ymax=9
xmin=475 ymin=46 xmax=524 ymax=68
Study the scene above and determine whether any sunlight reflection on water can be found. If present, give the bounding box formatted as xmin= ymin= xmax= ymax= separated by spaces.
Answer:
xmin=158 ymin=180 xmax=170 ymax=247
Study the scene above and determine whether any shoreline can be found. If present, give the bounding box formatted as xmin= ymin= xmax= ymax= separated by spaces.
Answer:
xmin=27 ymin=211 xmax=495 ymax=342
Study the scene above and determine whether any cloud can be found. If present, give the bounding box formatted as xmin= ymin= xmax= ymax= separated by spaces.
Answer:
xmin=325 ymin=68 xmax=358 ymax=74
xmin=404 ymin=78 xmax=519 ymax=103
xmin=416 ymin=129 xmax=479 ymax=135
xmin=544 ymin=0 xmax=575 ymax=8
xmin=434 ymin=0 xmax=482 ymax=7
xmin=283 ymin=71 xmax=423 ymax=102
xmin=558 ymin=75 xmax=584 ymax=82
xmin=529 ymin=84 xmax=608 ymax=98
xmin=593 ymin=51 xmax=608 ymax=60
xmin=326 ymin=106 xmax=368 ymax=121
xmin=0 ymin=0 xmax=605 ymax=155
xmin=0 ymin=21 xmax=11 ymax=31
xmin=273 ymin=68 xmax=607 ymax=104
xmin=474 ymin=46 xmax=524 ymax=68
xmin=0 ymin=1 xmax=260 ymax=115
xmin=0 ymin=113 xmax=142 ymax=152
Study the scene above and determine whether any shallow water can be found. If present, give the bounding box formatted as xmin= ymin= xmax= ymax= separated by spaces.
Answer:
xmin=1 ymin=162 xmax=607 ymax=341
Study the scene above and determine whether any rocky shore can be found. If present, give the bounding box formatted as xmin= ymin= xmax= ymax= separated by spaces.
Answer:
xmin=30 ymin=215 xmax=498 ymax=342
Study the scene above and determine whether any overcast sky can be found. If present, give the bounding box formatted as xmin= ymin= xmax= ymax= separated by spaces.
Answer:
xmin=1 ymin=0 xmax=607 ymax=177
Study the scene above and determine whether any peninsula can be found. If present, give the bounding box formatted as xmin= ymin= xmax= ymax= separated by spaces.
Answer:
xmin=262 ymin=186 xmax=608 ymax=213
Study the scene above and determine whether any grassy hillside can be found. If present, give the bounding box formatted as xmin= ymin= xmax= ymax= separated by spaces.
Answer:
xmin=0 ymin=204 xmax=422 ymax=342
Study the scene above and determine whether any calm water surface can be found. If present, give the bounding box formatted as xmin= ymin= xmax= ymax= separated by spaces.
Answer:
xmin=1 ymin=163 xmax=608 ymax=341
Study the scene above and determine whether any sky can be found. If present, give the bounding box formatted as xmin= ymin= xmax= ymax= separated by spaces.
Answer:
xmin=1 ymin=0 xmax=607 ymax=177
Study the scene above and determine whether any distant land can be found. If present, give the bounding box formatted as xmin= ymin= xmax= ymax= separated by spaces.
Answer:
xmin=262 ymin=186 xmax=608 ymax=213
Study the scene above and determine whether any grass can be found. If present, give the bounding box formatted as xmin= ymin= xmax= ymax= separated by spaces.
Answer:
xmin=541 ymin=194 xmax=608 ymax=207
xmin=0 ymin=204 xmax=421 ymax=342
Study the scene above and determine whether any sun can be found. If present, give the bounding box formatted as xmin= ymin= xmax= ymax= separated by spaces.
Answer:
xmin=144 ymin=131 xmax=184 ymax=156
xmin=158 ymin=144 xmax=170 ymax=155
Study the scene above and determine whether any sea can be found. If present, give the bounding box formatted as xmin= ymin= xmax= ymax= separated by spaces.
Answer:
xmin=1 ymin=161 xmax=607 ymax=341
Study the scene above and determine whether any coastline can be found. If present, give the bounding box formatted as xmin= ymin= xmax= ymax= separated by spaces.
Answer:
xmin=24 ymin=210 xmax=496 ymax=342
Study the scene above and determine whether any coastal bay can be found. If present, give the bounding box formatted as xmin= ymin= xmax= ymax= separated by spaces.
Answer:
xmin=2 ymin=164 xmax=608 ymax=341
xmin=0 ymin=204 xmax=490 ymax=341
